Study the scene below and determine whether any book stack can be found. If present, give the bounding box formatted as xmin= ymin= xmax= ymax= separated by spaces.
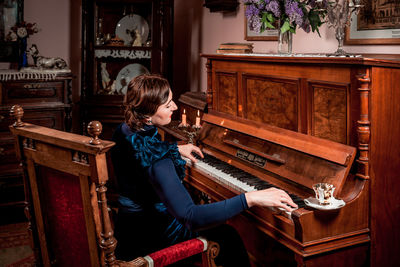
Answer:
xmin=216 ymin=43 xmax=253 ymax=54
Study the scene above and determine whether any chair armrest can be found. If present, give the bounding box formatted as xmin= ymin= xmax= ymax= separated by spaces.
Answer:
xmin=116 ymin=237 xmax=220 ymax=267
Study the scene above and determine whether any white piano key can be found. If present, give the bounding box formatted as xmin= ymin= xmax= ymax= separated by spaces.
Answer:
xmin=184 ymin=157 xmax=256 ymax=193
xmin=183 ymin=156 xmax=294 ymax=219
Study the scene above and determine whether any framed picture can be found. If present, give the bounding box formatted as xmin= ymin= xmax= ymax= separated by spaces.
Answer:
xmin=244 ymin=17 xmax=278 ymax=41
xmin=345 ymin=1 xmax=400 ymax=45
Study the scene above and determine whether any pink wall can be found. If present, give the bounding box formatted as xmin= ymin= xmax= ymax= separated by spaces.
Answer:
xmin=23 ymin=0 xmax=400 ymax=97
xmin=24 ymin=0 xmax=81 ymax=131
xmin=24 ymin=0 xmax=71 ymax=66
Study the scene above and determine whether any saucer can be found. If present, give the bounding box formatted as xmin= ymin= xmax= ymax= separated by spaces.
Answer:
xmin=304 ymin=197 xmax=346 ymax=210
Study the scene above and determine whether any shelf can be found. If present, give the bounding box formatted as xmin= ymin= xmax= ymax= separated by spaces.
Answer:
xmin=95 ymin=48 xmax=151 ymax=59
xmin=94 ymin=45 xmax=152 ymax=50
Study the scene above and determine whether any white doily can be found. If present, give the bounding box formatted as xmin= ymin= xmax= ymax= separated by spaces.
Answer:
xmin=0 ymin=68 xmax=71 ymax=81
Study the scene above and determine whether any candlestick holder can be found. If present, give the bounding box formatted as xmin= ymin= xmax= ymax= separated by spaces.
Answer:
xmin=178 ymin=121 xmax=190 ymax=128
xmin=183 ymin=130 xmax=198 ymax=144
xmin=325 ymin=0 xmax=363 ymax=57
xmin=182 ymin=127 xmax=202 ymax=144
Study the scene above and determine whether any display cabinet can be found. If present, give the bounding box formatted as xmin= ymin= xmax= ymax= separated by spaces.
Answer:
xmin=81 ymin=0 xmax=173 ymax=140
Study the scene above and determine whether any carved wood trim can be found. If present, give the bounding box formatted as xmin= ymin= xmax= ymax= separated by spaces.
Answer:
xmin=202 ymin=240 xmax=220 ymax=267
xmin=206 ymin=59 xmax=213 ymax=111
xmin=72 ymin=151 xmax=89 ymax=165
xmin=65 ymin=78 xmax=72 ymax=132
xmin=23 ymin=137 xmax=36 ymax=150
xmin=356 ymin=71 xmax=370 ymax=180
xmin=96 ymin=181 xmax=118 ymax=266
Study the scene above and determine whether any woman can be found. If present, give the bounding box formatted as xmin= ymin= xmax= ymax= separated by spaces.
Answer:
xmin=111 ymin=74 xmax=297 ymax=266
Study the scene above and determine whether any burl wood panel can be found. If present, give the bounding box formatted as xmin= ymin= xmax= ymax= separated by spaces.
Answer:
xmin=245 ymin=75 xmax=299 ymax=131
xmin=215 ymin=71 xmax=237 ymax=116
xmin=311 ymin=82 xmax=349 ymax=144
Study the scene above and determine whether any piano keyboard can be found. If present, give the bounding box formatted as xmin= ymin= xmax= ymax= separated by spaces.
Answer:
xmin=185 ymin=153 xmax=306 ymax=217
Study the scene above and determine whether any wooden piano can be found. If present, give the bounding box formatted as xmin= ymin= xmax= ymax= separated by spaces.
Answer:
xmin=160 ymin=54 xmax=400 ymax=266
xmin=184 ymin=111 xmax=367 ymax=267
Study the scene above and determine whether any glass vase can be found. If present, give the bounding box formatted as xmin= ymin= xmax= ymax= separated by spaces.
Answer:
xmin=18 ymin=37 xmax=28 ymax=70
xmin=278 ymin=29 xmax=292 ymax=54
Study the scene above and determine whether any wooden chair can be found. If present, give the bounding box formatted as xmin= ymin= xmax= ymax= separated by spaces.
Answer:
xmin=9 ymin=105 xmax=219 ymax=267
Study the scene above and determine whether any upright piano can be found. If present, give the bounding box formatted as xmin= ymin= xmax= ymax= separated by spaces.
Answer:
xmin=161 ymin=54 xmax=400 ymax=266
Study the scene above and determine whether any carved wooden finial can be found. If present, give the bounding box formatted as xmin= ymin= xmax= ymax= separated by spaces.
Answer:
xmin=87 ymin=121 xmax=102 ymax=145
xmin=10 ymin=105 xmax=24 ymax=127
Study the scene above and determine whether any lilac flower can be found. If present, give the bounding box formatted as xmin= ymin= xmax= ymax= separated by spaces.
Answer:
xmin=266 ymin=0 xmax=281 ymax=18
xmin=285 ymin=0 xmax=304 ymax=26
xmin=245 ymin=4 xmax=261 ymax=19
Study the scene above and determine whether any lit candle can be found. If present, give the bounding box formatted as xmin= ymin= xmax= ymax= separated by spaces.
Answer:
xmin=182 ymin=109 xmax=187 ymax=125
xmin=195 ymin=110 xmax=201 ymax=128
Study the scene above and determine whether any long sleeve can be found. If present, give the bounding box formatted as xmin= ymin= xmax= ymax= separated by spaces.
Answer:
xmin=148 ymin=158 xmax=248 ymax=231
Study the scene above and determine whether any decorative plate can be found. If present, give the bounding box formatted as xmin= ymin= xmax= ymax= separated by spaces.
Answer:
xmin=115 ymin=63 xmax=149 ymax=95
xmin=304 ymin=197 xmax=346 ymax=210
xmin=115 ymin=14 xmax=149 ymax=46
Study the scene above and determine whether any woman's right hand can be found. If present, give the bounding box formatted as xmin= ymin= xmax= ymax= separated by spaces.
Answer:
xmin=244 ymin=187 xmax=298 ymax=212
xmin=178 ymin=143 xmax=204 ymax=163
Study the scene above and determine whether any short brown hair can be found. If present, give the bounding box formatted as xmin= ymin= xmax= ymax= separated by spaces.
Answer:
xmin=123 ymin=74 xmax=170 ymax=130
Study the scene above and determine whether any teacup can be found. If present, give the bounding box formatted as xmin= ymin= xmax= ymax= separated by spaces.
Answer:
xmin=312 ymin=183 xmax=335 ymax=205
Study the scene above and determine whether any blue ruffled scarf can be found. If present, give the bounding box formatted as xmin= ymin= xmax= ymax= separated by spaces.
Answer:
xmin=126 ymin=126 xmax=187 ymax=180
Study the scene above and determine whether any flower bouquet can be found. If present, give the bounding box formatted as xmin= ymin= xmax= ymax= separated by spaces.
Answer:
xmin=6 ymin=21 xmax=39 ymax=41
xmin=244 ymin=0 xmax=328 ymax=35
xmin=244 ymin=0 xmax=328 ymax=53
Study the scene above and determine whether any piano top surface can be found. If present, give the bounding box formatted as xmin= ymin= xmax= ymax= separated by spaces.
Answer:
xmin=201 ymin=53 xmax=400 ymax=68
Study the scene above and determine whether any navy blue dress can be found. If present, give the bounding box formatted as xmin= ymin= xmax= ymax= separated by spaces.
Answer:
xmin=111 ymin=123 xmax=248 ymax=261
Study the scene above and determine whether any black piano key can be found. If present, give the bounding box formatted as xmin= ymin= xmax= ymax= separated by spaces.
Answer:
xmin=193 ymin=152 xmax=304 ymax=207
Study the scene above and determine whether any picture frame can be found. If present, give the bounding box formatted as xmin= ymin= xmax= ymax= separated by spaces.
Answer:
xmin=244 ymin=17 xmax=278 ymax=41
xmin=345 ymin=4 xmax=400 ymax=45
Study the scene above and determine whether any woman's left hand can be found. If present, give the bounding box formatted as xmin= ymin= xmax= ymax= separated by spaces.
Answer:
xmin=178 ymin=144 xmax=204 ymax=163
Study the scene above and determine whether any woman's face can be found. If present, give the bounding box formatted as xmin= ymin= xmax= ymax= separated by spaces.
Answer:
xmin=150 ymin=89 xmax=177 ymax=126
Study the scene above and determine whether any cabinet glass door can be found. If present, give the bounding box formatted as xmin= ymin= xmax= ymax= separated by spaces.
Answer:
xmin=0 ymin=0 xmax=23 ymax=62
xmin=94 ymin=1 xmax=153 ymax=95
